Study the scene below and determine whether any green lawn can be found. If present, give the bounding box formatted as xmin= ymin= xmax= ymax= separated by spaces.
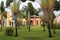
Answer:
xmin=0 ymin=26 xmax=60 ymax=40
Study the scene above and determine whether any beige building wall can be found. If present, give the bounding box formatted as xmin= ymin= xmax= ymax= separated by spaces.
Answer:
xmin=0 ymin=14 xmax=2 ymax=20
xmin=54 ymin=16 xmax=60 ymax=23
xmin=6 ymin=11 xmax=12 ymax=26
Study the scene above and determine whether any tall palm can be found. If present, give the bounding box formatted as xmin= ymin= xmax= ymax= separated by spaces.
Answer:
xmin=26 ymin=2 xmax=39 ymax=31
xmin=26 ymin=3 xmax=32 ymax=32
xmin=11 ymin=0 xmax=20 ymax=37
xmin=50 ymin=13 xmax=56 ymax=34
xmin=41 ymin=14 xmax=46 ymax=32
xmin=41 ymin=0 xmax=55 ymax=37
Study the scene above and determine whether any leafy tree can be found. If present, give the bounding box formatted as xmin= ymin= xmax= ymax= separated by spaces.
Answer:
xmin=6 ymin=0 xmax=13 ymax=7
xmin=29 ymin=0 xmax=35 ymax=2
xmin=22 ymin=5 xmax=40 ymax=16
xmin=18 ymin=11 xmax=26 ymax=18
xmin=1 ymin=1 xmax=5 ymax=12
xmin=54 ymin=1 xmax=60 ymax=11
xmin=21 ymin=0 xmax=26 ymax=2
xmin=6 ymin=0 xmax=10 ymax=7
xmin=0 ymin=1 xmax=5 ymax=29
xmin=27 ymin=3 xmax=39 ymax=15
xmin=10 ymin=0 xmax=13 ymax=2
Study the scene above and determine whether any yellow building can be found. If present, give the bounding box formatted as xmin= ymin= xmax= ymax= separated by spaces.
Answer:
xmin=6 ymin=11 xmax=12 ymax=26
xmin=54 ymin=16 xmax=60 ymax=23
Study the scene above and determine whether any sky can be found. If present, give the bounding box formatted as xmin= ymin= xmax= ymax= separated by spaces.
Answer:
xmin=19 ymin=1 xmax=41 ymax=10
xmin=0 ymin=0 xmax=6 ymax=7
xmin=0 ymin=0 xmax=41 ymax=8
xmin=57 ymin=0 xmax=60 ymax=1
xmin=0 ymin=0 xmax=41 ymax=16
xmin=0 ymin=0 xmax=41 ymax=10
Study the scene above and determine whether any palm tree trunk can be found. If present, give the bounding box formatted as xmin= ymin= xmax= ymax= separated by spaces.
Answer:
xmin=26 ymin=21 xmax=31 ymax=32
xmin=27 ymin=12 xmax=31 ymax=32
xmin=15 ymin=16 xmax=18 ymax=37
xmin=1 ymin=16 xmax=4 ymax=29
xmin=15 ymin=20 xmax=18 ymax=36
xmin=1 ymin=16 xmax=3 ymax=30
xmin=0 ymin=20 xmax=2 ymax=31
xmin=43 ymin=21 xmax=45 ymax=32
xmin=47 ymin=21 xmax=52 ymax=37
xmin=51 ymin=21 xmax=56 ymax=34
xmin=28 ymin=23 xmax=30 ymax=31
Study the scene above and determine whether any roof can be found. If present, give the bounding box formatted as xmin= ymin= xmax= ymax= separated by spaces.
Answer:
xmin=31 ymin=15 xmax=41 ymax=18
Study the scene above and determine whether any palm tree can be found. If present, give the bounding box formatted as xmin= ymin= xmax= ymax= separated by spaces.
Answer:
xmin=0 ymin=11 xmax=2 ymax=30
xmin=26 ymin=2 xmax=39 ymax=31
xmin=11 ymin=0 xmax=20 ymax=37
xmin=50 ymin=13 xmax=56 ymax=34
xmin=41 ymin=0 xmax=55 ymax=37
xmin=22 ymin=2 xmax=38 ymax=31
xmin=41 ymin=14 xmax=46 ymax=32
xmin=26 ymin=3 xmax=32 ymax=31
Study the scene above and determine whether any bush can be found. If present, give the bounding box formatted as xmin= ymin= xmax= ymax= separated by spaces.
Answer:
xmin=5 ymin=27 xmax=14 ymax=36
xmin=53 ymin=23 xmax=60 ymax=29
xmin=45 ymin=23 xmax=60 ymax=29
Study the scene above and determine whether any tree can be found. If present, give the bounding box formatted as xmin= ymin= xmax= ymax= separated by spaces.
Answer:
xmin=27 ymin=3 xmax=39 ymax=16
xmin=6 ymin=0 xmax=13 ymax=7
xmin=22 ymin=5 xmax=39 ymax=16
xmin=6 ymin=0 xmax=10 ymax=7
xmin=26 ymin=2 xmax=39 ymax=31
xmin=0 ymin=11 xmax=2 ymax=30
xmin=21 ymin=0 xmax=26 ymax=2
xmin=41 ymin=0 xmax=55 ymax=37
xmin=54 ymin=1 xmax=60 ymax=11
xmin=18 ymin=11 xmax=26 ymax=18
xmin=41 ymin=14 xmax=46 ymax=32
xmin=3 ymin=11 xmax=7 ymax=18
xmin=29 ymin=0 xmax=35 ymax=2
xmin=1 ymin=1 xmax=5 ymax=12
xmin=11 ymin=0 xmax=20 ymax=37
xmin=22 ymin=2 xmax=39 ymax=31
xmin=50 ymin=13 xmax=56 ymax=34
xmin=0 ymin=1 xmax=5 ymax=29
xmin=26 ymin=3 xmax=32 ymax=31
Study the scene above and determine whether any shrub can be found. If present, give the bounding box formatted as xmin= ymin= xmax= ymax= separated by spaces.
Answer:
xmin=53 ymin=23 xmax=60 ymax=29
xmin=5 ymin=27 xmax=14 ymax=36
xmin=45 ymin=23 xmax=60 ymax=29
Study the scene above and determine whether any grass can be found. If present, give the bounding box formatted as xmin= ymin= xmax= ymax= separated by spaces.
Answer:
xmin=0 ymin=25 xmax=60 ymax=40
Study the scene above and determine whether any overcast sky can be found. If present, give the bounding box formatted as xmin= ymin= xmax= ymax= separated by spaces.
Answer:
xmin=0 ymin=0 xmax=41 ymax=10
xmin=0 ymin=0 xmax=41 ymax=16
xmin=19 ymin=1 xmax=41 ymax=10
xmin=0 ymin=0 xmax=41 ymax=7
